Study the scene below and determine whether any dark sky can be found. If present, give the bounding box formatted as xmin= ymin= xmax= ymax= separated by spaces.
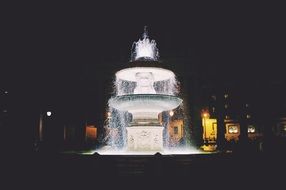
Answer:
xmin=2 ymin=2 xmax=286 ymax=126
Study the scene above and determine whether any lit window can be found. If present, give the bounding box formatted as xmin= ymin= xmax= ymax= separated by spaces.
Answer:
xmin=224 ymin=104 xmax=228 ymax=109
xmin=248 ymin=125 xmax=255 ymax=133
xmin=174 ymin=126 xmax=178 ymax=134
xmin=224 ymin=94 xmax=229 ymax=98
xmin=228 ymin=125 xmax=238 ymax=134
xmin=246 ymin=114 xmax=251 ymax=119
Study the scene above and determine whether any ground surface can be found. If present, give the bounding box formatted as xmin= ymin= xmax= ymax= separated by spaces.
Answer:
xmin=14 ymin=151 xmax=284 ymax=189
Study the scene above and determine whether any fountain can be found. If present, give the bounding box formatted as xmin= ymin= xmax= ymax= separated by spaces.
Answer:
xmin=98 ymin=27 xmax=198 ymax=155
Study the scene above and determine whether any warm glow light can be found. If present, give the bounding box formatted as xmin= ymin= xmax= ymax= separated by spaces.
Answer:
xmin=169 ymin=110 xmax=174 ymax=116
xmin=248 ymin=126 xmax=255 ymax=133
xmin=201 ymin=109 xmax=210 ymax=118
xmin=85 ymin=126 xmax=97 ymax=140
xmin=107 ymin=112 xmax=111 ymax=118
xmin=46 ymin=111 xmax=52 ymax=117
xmin=229 ymin=126 xmax=238 ymax=134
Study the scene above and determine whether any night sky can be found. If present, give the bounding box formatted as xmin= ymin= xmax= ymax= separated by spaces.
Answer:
xmin=1 ymin=2 xmax=286 ymax=145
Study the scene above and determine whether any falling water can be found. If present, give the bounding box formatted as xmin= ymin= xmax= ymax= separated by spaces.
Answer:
xmin=131 ymin=26 xmax=159 ymax=61
xmin=154 ymin=75 xmax=180 ymax=95
xmin=98 ymin=27 xmax=198 ymax=154
xmin=102 ymin=108 xmax=130 ymax=150
xmin=116 ymin=76 xmax=179 ymax=96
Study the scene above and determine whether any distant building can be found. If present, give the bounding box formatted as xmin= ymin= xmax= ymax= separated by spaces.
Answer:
xmin=225 ymin=119 xmax=240 ymax=142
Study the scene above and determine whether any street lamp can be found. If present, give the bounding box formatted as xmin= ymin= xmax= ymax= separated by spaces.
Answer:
xmin=169 ymin=110 xmax=174 ymax=117
xmin=46 ymin=111 xmax=52 ymax=117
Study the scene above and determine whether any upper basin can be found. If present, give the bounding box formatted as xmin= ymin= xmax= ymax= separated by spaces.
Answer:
xmin=109 ymin=94 xmax=182 ymax=113
xmin=116 ymin=67 xmax=175 ymax=82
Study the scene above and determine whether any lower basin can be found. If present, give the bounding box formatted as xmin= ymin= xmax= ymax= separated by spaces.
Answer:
xmin=109 ymin=94 xmax=182 ymax=120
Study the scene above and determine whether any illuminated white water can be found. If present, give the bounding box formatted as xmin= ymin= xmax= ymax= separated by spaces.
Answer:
xmin=131 ymin=26 xmax=159 ymax=61
xmin=99 ymin=27 xmax=193 ymax=155
xmin=115 ymin=67 xmax=178 ymax=96
xmin=83 ymin=146 xmax=204 ymax=155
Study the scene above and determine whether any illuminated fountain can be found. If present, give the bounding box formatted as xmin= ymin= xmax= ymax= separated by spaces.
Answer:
xmin=98 ymin=27 xmax=199 ymax=155
xmin=110 ymin=70 xmax=182 ymax=152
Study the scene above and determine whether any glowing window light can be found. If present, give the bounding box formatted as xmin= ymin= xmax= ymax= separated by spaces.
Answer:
xmin=248 ymin=126 xmax=255 ymax=133
xmin=229 ymin=126 xmax=238 ymax=134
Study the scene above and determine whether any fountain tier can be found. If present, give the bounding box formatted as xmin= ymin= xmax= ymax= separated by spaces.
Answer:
xmin=109 ymin=94 xmax=182 ymax=123
xmin=116 ymin=67 xmax=175 ymax=82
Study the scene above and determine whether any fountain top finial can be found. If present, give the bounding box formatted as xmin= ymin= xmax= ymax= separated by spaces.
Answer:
xmin=131 ymin=26 xmax=159 ymax=61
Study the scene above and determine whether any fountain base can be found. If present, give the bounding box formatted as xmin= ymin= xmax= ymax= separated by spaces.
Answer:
xmin=126 ymin=126 xmax=163 ymax=151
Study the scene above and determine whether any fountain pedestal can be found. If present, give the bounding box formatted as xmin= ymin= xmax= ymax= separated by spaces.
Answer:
xmin=126 ymin=126 xmax=163 ymax=151
xmin=109 ymin=94 xmax=182 ymax=152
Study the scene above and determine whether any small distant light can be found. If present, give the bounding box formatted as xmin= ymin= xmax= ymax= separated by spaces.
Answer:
xmin=245 ymin=104 xmax=249 ymax=107
xmin=3 ymin=110 xmax=7 ymax=113
xmin=212 ymin=107 xmax=215 ymax=112
xmin=248 ymin=126 xmax=255 ymax=133
xmin=224 ymin=104 xmax=228 ymax=109
xmin=246 ymin=114 xmax=251 ymax=119
xmin=46 ymin=111 xmax=52 ymax=117
xmin=224 ymin=94 xmax=229 ymax=98
xmin=107 ymin=112 xmax=111 ymax=118
xmin=211 ymin=95 xmax=216 ymax=100
xmin=4 ymin=91 xmax=8 ymax=94
xmin=169 ymin=111 xmax=174 ymax=117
